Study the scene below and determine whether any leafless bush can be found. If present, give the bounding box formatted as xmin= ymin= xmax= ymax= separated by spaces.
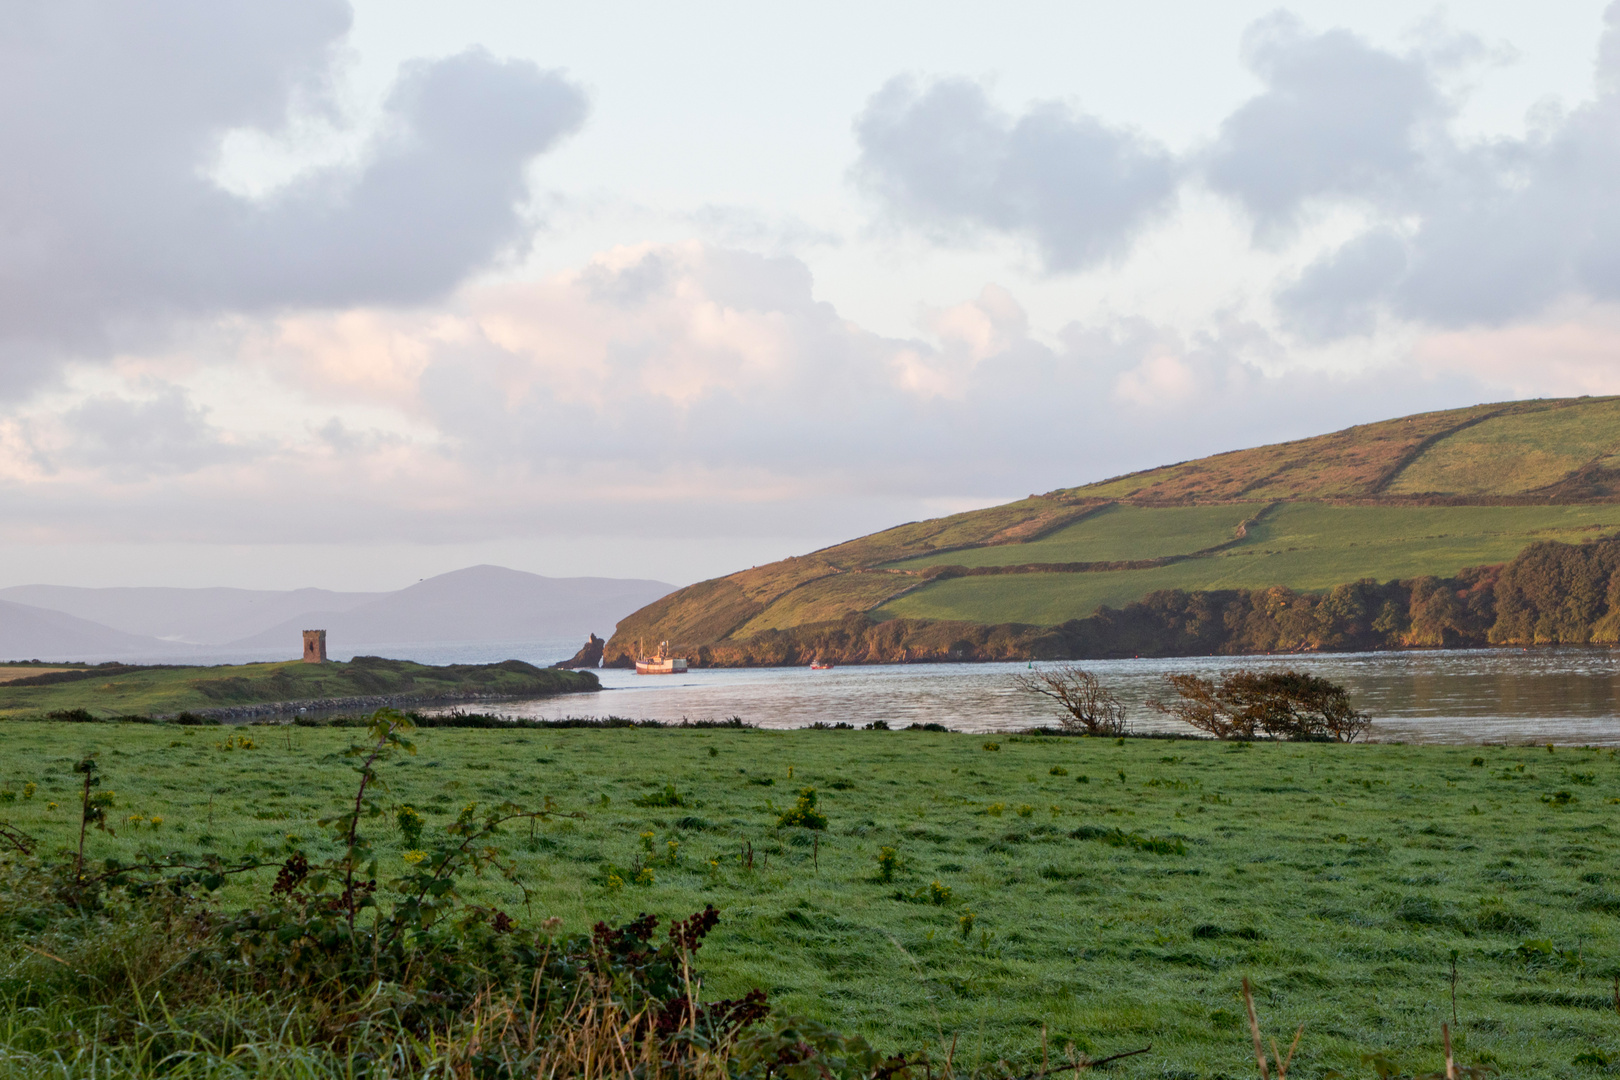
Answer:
xmin=1012 ymin=666 xmax=1128 ymax=735
xmin=1149 ymin=668 xmax=1371 ymax=742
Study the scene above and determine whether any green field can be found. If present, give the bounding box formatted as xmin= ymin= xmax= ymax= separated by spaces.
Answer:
xmin=877 ymin=503 xmax=1620 ymax=626
xmin=883 ymin=503 xmax=1262 ymax=570
xmin=5 ymin=721 xmax=1619 ymax=1076
xmin=0 ymin=658 xmax=594 ymax=719
xmin=1388 ymin=405 xmax=1620 ymax=496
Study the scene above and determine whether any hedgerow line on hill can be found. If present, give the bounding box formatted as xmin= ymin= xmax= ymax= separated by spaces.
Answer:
xmin=1362 ymin=405 xmax=1512 ymax=495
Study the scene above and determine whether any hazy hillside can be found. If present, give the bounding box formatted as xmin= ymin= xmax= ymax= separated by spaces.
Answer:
xmin=1 ymin=566 xmax=674 ymax=663
xmin=0 ymin=600 xmax=187 ymax=662
xmin=225 ymin=566 xmax=674 ymax=652
xmin=605 ymin=396 xmax=1620 ymax=664
xmin=0 ymin=585 xmax=381 ymax=644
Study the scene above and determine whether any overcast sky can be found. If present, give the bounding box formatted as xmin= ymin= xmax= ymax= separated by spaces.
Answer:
xmin=3 ymin=1 xmax=1619 ymax=590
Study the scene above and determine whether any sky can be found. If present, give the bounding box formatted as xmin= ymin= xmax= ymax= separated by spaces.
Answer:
xmin=4 ymin=1 xmax=1620 ymax=590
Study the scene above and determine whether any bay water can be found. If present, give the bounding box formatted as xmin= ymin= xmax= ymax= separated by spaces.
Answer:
xmin=447 ymin=647 xmax=1620 ymax=745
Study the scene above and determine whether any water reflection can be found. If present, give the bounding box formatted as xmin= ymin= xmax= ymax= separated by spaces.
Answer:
xmin=466 ymin=648 xmax=1620 ymax=746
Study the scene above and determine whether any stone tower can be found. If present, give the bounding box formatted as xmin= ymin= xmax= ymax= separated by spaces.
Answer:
xmin=302 ymin=629 xmax=327 ymax=663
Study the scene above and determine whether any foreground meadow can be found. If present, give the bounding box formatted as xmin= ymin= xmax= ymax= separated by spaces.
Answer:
xmin=3 ymin=720 xmax=1619 ymax=1077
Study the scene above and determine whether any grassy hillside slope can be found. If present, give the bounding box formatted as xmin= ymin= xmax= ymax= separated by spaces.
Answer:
xmin=879 ymin=503 xmax=1620 ymax=625
xmin=607 ymin=396 xmax=1620 ymax=664
xmin=0 ymin=657 xmax=597 ymax=719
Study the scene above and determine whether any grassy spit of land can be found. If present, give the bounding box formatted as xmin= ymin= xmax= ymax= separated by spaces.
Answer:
xmin=0 ymin=657 xmax=597 ymax=719
xmin=3 ymin=721 xmax=1619 ymax=1077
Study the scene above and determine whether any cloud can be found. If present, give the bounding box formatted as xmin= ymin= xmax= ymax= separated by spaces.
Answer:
xmin=1243 ymin=5 xmax=1620 ymax=335
xmin=1204 ymin=13 xmax=1453 ymax=239
xmin=848 ymin=10 xmax=1620 ymax=345
xmin=22 ymin=384 xmax=254 ymax=482
xmin=1413 ymin=304 xmax=1620 ymax=398
xmin=0 ymin=0 xmax=587 ymax=395
xmin=688 ymin=205 xmax=842 ymax=254
xmin=0 ymin=240 xmax=1509 ymax=565
xmin=1274 ymin=229 xmax=1410 ymax=340
xmin=851 ymin=76 xmax=1180 ymax=272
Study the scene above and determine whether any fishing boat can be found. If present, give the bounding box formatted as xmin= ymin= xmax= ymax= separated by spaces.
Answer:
xmin=635 ymin=640 xmax=688 ymax=675
xmin=809 ymin=661 xmax=834 ymax=670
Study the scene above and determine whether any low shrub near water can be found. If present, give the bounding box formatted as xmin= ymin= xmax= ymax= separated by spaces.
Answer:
xmin=1150 ymin=668 xmax=1372 ymax=741
xmin=1012 ymin=666 xmax=1129 ymax=736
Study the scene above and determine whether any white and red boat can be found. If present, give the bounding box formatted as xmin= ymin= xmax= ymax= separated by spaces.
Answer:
xmin=809 ymin=661 xmax=834 ymax=670
xmin=635 ymin=640 xmax=688 ymax=675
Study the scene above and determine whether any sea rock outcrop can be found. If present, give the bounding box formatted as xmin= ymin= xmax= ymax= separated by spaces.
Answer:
xmin=553 ymin=633 xmax=605 ymax=669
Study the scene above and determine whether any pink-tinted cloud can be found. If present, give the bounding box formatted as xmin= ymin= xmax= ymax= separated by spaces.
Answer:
xmin=0 ymin=243 xmax=1503 ymax=556
xmin=1413 ymin=305 xmax=1620 ymax=397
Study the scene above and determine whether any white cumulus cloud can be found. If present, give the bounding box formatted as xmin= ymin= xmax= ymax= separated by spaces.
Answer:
xmin=0 ymin=0 xmax=587 ymax=395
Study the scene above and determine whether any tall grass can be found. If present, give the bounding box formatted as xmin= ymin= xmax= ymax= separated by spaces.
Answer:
xmin=0 ymin=719 xmax=1601 ymax=1076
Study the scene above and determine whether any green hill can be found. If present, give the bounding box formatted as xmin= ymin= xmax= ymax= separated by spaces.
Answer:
xmin=606 ymin=396 xmax=1620 ymax=665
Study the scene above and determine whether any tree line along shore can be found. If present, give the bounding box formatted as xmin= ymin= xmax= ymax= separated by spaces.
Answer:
xmin=611 ymin=533 xmax=1620 ymax=667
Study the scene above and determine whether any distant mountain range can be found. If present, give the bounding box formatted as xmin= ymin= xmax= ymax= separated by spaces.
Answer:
xmin=0 ymin=566 xmax=673 ymax=663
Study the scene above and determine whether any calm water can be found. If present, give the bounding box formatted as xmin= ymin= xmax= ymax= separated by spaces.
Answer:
xmin=456 ymin=648 xmax=1620 ymax=745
